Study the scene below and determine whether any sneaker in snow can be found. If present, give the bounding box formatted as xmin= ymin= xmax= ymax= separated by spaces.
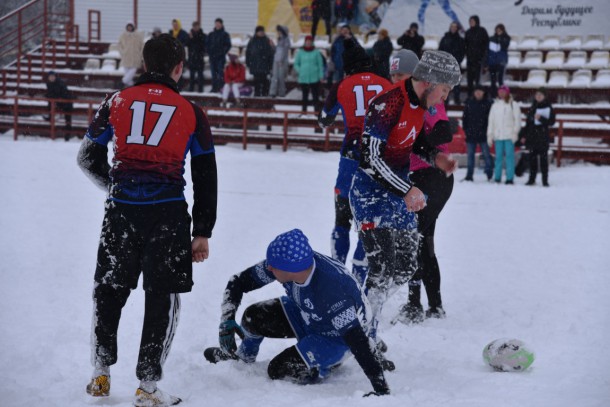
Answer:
xmin=204 ymin=347 xmax=238 ymax=364
xmin=86 ymin=375 xmax=110 ymax=397
xmin=394 ymin=303 xmax=424 ymax=325
xmin=134 ymin=387 xmax=181 ymax=407
xmin=425 ymin=307 xmax=447 ymax=319
xmin=376 ymin=338 xmax=388 ymax=354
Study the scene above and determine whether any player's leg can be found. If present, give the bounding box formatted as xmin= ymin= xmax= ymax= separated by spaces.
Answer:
xmin=88 ymin=202 xmax=142 ymax=397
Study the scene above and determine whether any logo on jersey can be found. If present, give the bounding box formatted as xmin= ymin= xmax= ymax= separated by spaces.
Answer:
xmin=398 ymin=121 xmax=408 ymax=129
xmin=398 ymin=126 xmax=418 ymax=145
xmin=390 ymin=58 xmax=400 ymax=71
xmin=148 ymin=89 xmax=163 ymax=96
xmin=306 ymin=351 xmax=316 ymax=363
xmin=304 ymin=298 xmax=314 ymax=310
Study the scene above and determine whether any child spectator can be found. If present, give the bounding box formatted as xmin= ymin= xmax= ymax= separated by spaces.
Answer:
xmin=221 ymin=54 xmax=245 ymax=107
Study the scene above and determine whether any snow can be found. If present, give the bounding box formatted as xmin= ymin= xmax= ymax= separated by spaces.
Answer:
xmin=0 ymin=136 xmax=609 ymax=407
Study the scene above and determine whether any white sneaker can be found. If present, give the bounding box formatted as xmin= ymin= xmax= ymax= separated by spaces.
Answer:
xmin=133 ymin=387 xmax=181 ymax=406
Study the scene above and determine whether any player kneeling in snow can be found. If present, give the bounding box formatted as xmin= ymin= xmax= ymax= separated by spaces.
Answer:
xmin=204 ymin=229 xmax=391 ymax=396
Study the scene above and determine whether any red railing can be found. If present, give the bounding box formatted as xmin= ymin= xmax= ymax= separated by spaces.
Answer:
xmin=0 ymin=0 xmax=74 ymax=88
xmin=553 ymin=119 xmax=610 ymax=167
xmin=88 ymin=10 xmax=101 ymax=42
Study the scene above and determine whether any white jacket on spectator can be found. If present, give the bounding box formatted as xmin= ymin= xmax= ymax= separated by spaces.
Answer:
xmin=487 ymin=97 xmax=521 ymax=146
xmin=118 ymin=27 xmax=144 ymax=69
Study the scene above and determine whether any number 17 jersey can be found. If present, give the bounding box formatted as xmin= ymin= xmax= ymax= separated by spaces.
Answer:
xmin=320 ymin=73 xmax=391 ymax=160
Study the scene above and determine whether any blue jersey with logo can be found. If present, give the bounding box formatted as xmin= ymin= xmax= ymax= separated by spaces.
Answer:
xmin=246 ymin=252 xmax=371 ymax=337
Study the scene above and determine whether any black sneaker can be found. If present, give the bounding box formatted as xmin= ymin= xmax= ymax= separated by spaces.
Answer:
xmin=462 ymin=177 xmax=473 ymax=182
xmin=376 ymin=339 xmax=388 ymax=354
xmin=395 ymin=303 xmax=424 ymax=325
xmin=425 ymin=307 xmax=447 ymax=319
xmin=203 ymin=347 xmax=238 ymax=364
xmin=505 ymin=180 xmax=514 ymax=185
xmin=525 ymin=180 xmax=535 ymax=186
xmin=543 ymin=181 xmax=550 ymax=187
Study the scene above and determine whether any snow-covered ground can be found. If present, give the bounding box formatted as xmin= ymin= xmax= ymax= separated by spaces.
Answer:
xmin=0 ymin=136 xmax=609 ymax=407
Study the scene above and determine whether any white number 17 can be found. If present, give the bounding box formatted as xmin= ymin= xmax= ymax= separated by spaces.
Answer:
xmin=353 ymin=84 xmax=384 ymax=117
xmin=126 ymin=101 xmax=176 ymax=146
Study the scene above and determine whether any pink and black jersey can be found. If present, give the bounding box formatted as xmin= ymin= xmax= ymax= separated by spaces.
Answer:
xmin=319 ymin=72 xmax=391 ymax=159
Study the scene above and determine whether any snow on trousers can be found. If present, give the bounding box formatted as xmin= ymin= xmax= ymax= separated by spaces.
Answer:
xmin=332 ymin=156 xmax=368 ymax=285
xmin=349 ymin=170 xmax=419 ymax=337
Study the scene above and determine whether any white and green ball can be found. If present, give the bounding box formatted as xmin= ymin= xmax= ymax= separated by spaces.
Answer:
xmin=483 ymin=338 xmax=535 ymax=372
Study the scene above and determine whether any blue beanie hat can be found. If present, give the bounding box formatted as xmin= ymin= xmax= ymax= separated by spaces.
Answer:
xmin=266 ymin=229 xmax=314 ymax=273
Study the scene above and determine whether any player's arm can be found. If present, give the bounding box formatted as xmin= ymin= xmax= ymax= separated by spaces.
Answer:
xmin=190 ymin=104 xmax=218 ymax=239
xmin=217 ymin=261 xmax=275 ymax=354
xmin=360 ymin=90 xmax=410 ymax=197
xmin=317 ymin=82 xmax=341 ymax=128
xmin=342 ymin=325 xmax=390 ymax=396
xmin=77 ymin=93 xmax=115 ymax=191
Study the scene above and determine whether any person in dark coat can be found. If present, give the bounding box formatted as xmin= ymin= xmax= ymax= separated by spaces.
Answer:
xmin=330 ymin=24 xmax=353 ymax=83
xmin=439 ymin=21 xmax=465 ymax=104
xmin=187 ymin=21 xmax=207 ymax=92
xmin=45 ymin=71 xmax=73 ymax=140
xmin=207 ymin=18 xmax=232 ymax=93
xmin=462 ymin=85 xmax=493 ymax=181
xmin=311 ymin=0 xmax=332 ymax=43
xmin=245 ymin=26 xmax=275 ymax=97
xmin=464 ymin=15 xmax=489 ymax=97
xmin=372 ymin=28 xmax=393 ymax=80
xmin=397 ymin=22 xmax=425 ymax=58
xmin=169 ymin=19 xmax=189 ymax=46
xmin=487 ymin=23 xmax=511 ymax=97
xmin=522 ymin=87 xmax=555 ymax=186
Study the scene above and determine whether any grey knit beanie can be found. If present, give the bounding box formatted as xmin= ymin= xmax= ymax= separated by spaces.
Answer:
xmin=389 ymin=49 xmax=419 ymax=75
xmin=412 ymin=50 xmax=461 ymax=86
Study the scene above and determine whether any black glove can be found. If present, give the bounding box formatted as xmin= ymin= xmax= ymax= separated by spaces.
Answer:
xmin=218 ymin=320 xmax=244 ymax=355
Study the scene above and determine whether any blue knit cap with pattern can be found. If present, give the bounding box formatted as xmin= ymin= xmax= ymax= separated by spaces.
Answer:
xmin=266 ymin=229 xmax=314 ymax=273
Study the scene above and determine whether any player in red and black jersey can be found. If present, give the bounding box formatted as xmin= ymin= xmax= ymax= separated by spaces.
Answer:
xmin=318 ymin=38 xmax=392 ymax=285
xmin=349 ymin=51 xmax=460 ymax=342
xmin=78 ymin=34 xmax=217 ymax=406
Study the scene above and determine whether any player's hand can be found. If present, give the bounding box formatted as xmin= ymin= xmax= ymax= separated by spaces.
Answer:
xmin=192 ymin=236 xmax=209 ymax=263
xmin=404 ymin=187 xmax=426 ymax=212
xmin=434 ymin=152 xmax=458 ymax=175
xmin=219 ymin=320 xmax=244 ymax=355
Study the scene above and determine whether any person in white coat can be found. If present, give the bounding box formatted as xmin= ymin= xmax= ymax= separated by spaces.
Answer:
xmin=118 ymin=22 xmax=144 ymax=86
xmin=487 ymin=85 xmax=521 ymax=184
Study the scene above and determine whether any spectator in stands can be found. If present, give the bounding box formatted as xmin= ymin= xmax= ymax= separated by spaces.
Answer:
xmin=246 ymin=26 xmax=275 ymax=97
xmin=397 ymin=23 xmax=425 ymax=58
xmin=330 ymin=25 xmax=353 ymax=84
xmin=270 ymin=25 xmax=291 ymax=98
xmin=334 ymin=0 xmax=357 ymax=26
xmin=187 ymin=21 xmax=207 ymax=93
xmin=151 ymin=27 xmax=162 ymax=39
xmin=44 ymin=70 xmax=73 ymax=140
xmin=293 ymin=35 xmax=325 ymax=113
xmin=487 ymin=85 xmax=521 ymax=184
xmin=118 ymin=22 xmax=144 ymax=87
xmin=169 ymin=19 xmax=189 ymax=46
xmin=523 ymin=87 xmax=555 ymax=187
xmin=417 ymin=0 xmax=463 ymax=33
xmin=439 ymin=21 xmax=465 ymax=104
xmin=311 ymin=0 xmax=332 ymax=43
xmin=487 ymin=24 xmax=510 ymax=97
xmin=372 ymin=28 xmax=393 ymax=79
xmin=464 ymin=15 xmax=489 ymax=97
xmin=221 ymin=54 xmax=246 ymax=107
xmin=462 ymin=84 xmax=493 ymax=181
xmin=207 ymin=18 xmax=232 ymax=93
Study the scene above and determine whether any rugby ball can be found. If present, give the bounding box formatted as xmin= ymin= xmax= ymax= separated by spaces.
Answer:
xmin=483 ymin=338 xmax=535 ymax=372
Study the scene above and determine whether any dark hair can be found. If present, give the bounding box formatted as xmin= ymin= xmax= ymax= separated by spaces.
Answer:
xmin=215 ymin=18 xmax=223 ymax=24
xmin=495 ymin=23 xmax=507 ymax=35
xmin=143 ymin=34 xmax=185 ymax=76
xmin=410 ymin=22 xmax=419 ymax=29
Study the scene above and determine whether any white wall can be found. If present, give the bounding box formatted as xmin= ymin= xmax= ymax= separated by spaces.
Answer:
xmin=74 ymin=0 xmax=257 ymax=43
